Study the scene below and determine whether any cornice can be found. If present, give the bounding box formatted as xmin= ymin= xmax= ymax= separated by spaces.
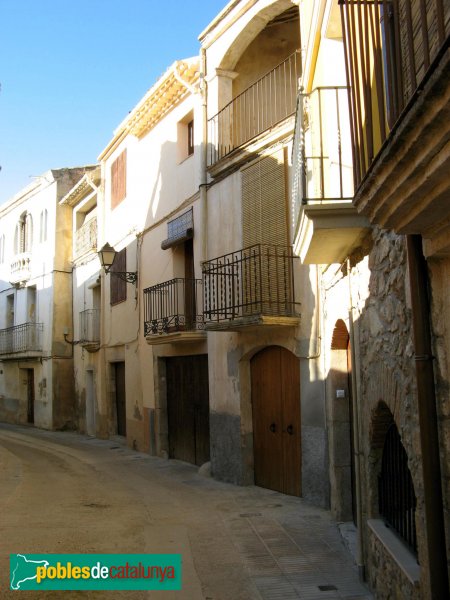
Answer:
xmin=98 ymin=58 xmax=200 ymax=161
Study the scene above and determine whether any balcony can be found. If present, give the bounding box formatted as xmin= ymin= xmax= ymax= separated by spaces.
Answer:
xmin=0 ymin=322 xmax=43 ymax=358
xmin=292 ymin=87 xmax=370 ymax=264
xmin=340 ymin=0 xmax=450 ymax=256
xmin=79 ymin=309 xmax=100 ymax=352
xmin=75 ymin=218 xmax=97 ymax=257
xmin=143 ymin=278 xmax=205 ymax=344
xmin=10 ymin=253 xmax=32 ymax=285
xmin=208 ymin=51 xmax=301 ymax=168
xmin=202 ymin=244 xmax=300 ymax=331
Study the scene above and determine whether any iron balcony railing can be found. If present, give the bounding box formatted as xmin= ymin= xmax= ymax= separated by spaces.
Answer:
xmin=79 ymin=309 xmax=100 ymax=343
xmin=75 ymin=218 xmax=97 ymax=257
xmin=143 ymin=278 xmax=204 ymax=336
xmin=208 ymin=51 xmax=301 ymax=165
xmin=202 ymin=244 xmax=298 ymax=323
xmin=0 ymin=322 xmax=43 ymax=355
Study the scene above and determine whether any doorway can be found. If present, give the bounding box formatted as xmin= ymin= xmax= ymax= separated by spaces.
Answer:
xmin=86 ymin=370 xmax=96 ymax=436
xmin=26 ymin=369 xmax=34 ymax=424
xmin=251 ymin=346 xmax=301 ymax=496
xmin=113 ymin=362 xmax=126 ymax=436
xmin=166 ymin=354 xmax=210 ymax=466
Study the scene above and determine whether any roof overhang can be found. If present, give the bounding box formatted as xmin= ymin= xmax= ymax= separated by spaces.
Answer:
xmin=98 ymin=58 xmax=200 ymax=161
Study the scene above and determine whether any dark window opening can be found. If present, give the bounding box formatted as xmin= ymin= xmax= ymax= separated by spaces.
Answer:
xmin=187 ymin=120 xmax=194 ymax=156
xmin=378 ymin=423 xmax=417 ymax=555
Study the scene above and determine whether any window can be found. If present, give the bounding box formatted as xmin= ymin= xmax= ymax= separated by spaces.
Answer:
xmin=177 ymin=111 xmax=194 ymax=162
xmin=110 ymin=247 xmax=127 ymax=305
xmin=111 ymin=149 xmax=127 ymax=209
xmin=0 ymin=234 xmax=5 ymax=264
xmin=187 ymin=119 xmax=194 ymax=156
xmin=39 ymin=209 xmax=48 ymax=243
xmin=14 ymin=212 xmax=33 ymax=254
xmin=378 ymin=423 xmax=417 ymax=554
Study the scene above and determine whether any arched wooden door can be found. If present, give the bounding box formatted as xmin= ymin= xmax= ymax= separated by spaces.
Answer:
xmin=251 ymin=346 xmax=301 ymax=496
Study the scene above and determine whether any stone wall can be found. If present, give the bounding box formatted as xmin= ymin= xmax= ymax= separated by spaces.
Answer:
xmin=352 ymin=228 xmax=428 ymax=598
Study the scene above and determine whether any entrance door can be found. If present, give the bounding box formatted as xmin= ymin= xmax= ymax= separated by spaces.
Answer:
xmin=251 ymin=346 xmax=301 ymax=496
xmin=86 ymin=370 xmax=96 ymax=436
xmin=166 ymin=355 xmax=210 ymax=466
xmin=114 ymin=362 xmax=126 ymax=436
xmin=347 ymin=339 xmax=357 ymax=525
xmin=26 ymin=369 xmax=34 ymax=424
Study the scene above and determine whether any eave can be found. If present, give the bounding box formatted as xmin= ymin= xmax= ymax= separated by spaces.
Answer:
xmin=98 ymin=58 xmax=200 ymax=161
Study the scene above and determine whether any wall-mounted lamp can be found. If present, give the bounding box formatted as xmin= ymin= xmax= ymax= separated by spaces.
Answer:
xmin=98 ymin=243 xmax=138 ymax=284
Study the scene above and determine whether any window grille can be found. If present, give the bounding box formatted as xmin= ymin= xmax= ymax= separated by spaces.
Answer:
xmin=378 ymin=423 xmax=417 ymax=554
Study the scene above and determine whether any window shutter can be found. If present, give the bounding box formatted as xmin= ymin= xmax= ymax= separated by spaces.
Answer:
xmin=241 ymin=148 xmax=288 ymax=247
xmin=111 ymin=149 xmax=127 ymax=209
xmin=110 ymin=247 xmax=127 ymax=305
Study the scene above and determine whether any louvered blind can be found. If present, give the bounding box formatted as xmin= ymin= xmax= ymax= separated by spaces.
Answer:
xmin=111 ymin=149 xmax=127 ymax=209
xmin=241 ymin=148 xmax=292 ymax=316
xmin=241 ymin=148 xmax=288 ymax=247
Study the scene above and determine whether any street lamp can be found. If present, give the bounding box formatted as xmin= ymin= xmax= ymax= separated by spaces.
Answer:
xmin=98 ymin=243 xmax=138 ymax=284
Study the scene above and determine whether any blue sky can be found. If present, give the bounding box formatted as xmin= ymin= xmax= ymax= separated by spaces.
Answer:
xmin=0 ymin=0 xmax=226 ymax=204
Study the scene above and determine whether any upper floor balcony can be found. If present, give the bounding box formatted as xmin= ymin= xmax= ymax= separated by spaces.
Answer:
xmin=293 ymin=86 xmax=369 ymax=264
xmin=0 ymin=322 xmax=43 ymax=358
xmin=10 ymin=253 xmax=32 ymax=286
xmin=144 ymin=278 xmax=205 ymax=344
xmin=75 ymin=218 xmax=97 ymax=258
xmin=79 ymin=309 xmax=100 ymax=352
xmin=208 ymin=51 xmax=301 ymax=169
xmin=202 ymin=244 xmax=300 ymax=331
xmin=340 ymin=0 xmax=450 ymax=256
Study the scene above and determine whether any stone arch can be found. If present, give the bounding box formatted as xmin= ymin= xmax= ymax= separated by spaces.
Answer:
xmin=331 ymin=318 xmax=349 ymax=350
xmin=218 ymin=0 xmax=295 ymax=72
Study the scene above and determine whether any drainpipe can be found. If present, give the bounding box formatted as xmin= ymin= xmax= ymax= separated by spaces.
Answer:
xmin=199 ymin=47 xmax=208 ymax=264
xmin=347 ymin=259 xmax=365 ymax=582
xmin=406 ymin=234 xmax=449 ymax=599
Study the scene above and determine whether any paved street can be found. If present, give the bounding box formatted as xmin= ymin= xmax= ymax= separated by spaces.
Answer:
xmin=0 ymin=424 xmax=373 ymax=599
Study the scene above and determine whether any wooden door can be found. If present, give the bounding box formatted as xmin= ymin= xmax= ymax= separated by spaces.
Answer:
xmin=347 ymin=339 xmax=357 ymax=525
xmin=166 ymin=355 xmax=210 ymax=466
xmin=26 ymin=369 xmax=34 ymax=424
xmin=251 ymin=346 xmax=301 ymax=496
xmin=114 ymin=362 xmax=126 ymax=436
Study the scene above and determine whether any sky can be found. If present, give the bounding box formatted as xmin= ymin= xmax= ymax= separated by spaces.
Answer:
xmin=0 ymin=0 xmax=227 ymax=204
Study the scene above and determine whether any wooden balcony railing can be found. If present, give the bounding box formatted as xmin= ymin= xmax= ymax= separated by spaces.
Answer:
xmin=0 ymin=322 xmax=43 ymax=355
xmin=339 ymin=0 xmax=450 ymax=187
xmin=202 ymin=244 xmax=298 ymax=324
xmin=208 ymin=51 xmax=301 ymax=165
xmin=143 ymin=278 xmax=204 ymax=335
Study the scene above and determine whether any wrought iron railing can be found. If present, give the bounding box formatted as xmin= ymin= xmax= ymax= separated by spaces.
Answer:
xmin=292 ymin=86 xmax=354 ymax=227
xmin=208 ymin=51 xmax=301 ymax=164
xmin=143 ymin=278 xmax=204 ymax=335
xmin=378 ymin=423 xmax=417 ymax=554
xmin=79 ymin=309 xmax=100 ymax=343
xmin=0 ymin=322 xmax=43 ymax=355
xmin=202 ymin=244 xmax=298 ymax=323
xmin=75 ymin=218 xmax=97 ymax=257
xmin=340 ymin=0 xmax=450 ymax=187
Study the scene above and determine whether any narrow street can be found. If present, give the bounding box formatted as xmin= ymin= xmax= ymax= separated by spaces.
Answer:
xmin=0 ymin=424 xmax=372 ymax=600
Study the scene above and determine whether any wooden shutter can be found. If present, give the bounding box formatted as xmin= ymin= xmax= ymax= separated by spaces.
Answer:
xmin=111 ymin=149 xmax=127 ymax=209
xmin=241 ymin=148 xmax=289 ymax=247
xmin=241 ymin=149 xmax=291 ymax=315
xmin=110 ymin=247 xmax=127 ymax=305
